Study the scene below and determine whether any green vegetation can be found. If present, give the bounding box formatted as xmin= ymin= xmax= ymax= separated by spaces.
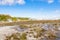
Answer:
xmin=0 ymin=14 xmax=30 ymax=22
xmin=0 ymin=14 xmax=11 ymax=21
xmin=5 ymin=33 xmax=21 ymax=40
xmin=19 ymin=24 xmax=29 ymax=29
xmin=11 ymin=17 xmax=18 ymax=22
xmin=18 ymin=17 xmax=29 ymax=20
xmin=20 ymin=33 xmax=27 ymax=40
xmin=5 ymin=32 xmax=27 ymax=40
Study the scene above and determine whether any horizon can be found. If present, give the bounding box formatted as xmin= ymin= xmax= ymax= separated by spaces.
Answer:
xmin=0 ymin=0 xmax=60 ymax=20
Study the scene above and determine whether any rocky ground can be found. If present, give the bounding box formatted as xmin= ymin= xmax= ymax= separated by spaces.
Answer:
xmin=0 ymin=23 xmax=60 ymax=40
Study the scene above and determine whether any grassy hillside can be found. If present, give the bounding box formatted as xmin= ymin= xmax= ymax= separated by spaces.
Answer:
xmin=0 ymin=14 xmax=30 ymax=22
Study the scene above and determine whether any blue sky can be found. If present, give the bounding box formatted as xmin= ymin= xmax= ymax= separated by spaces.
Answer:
xmin=0 ymin=0 xmax=60 ymax=20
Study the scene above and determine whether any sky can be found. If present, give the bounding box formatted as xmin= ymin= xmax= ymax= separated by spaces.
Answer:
xmin=0 ymin=0 xmax=60 ymax=20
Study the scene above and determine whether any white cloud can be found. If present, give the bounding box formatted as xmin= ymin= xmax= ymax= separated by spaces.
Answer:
xmin=0 ymin=0 xmax=25 ymax=5
xmin=48 ymin=0 xmax=54 ymax=4
xmin=17 ymin=0 xmax=25 ymax=5
xmin=30 ymin=0 xmax=54 ymax=4
xmin=30 ymin=0 xmax=45 ymax=2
